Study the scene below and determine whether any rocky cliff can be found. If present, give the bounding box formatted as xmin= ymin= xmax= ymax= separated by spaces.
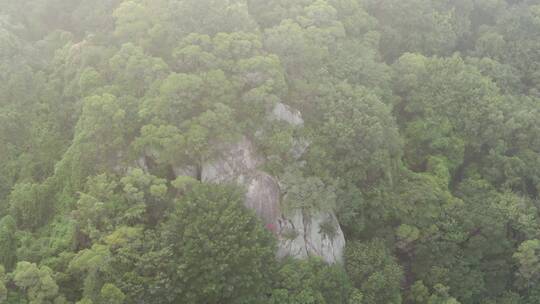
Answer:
xmin=205 ymin=103 xmax=344 ymax=263
xmin=141 ymin=103 xmax=345 ymax=264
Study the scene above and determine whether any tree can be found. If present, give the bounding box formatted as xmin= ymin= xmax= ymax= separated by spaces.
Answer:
xmin=12 ymin=261 xmax=60 ymax=304
xmin=108 ymin=43 xmax=169 ymax=97
xmin=345 ymin=239 xmax=403 ymax=304
xmin=514 ymin=239 xmax=540 ymax=290
xmin=54 ymin=92 xmax=139 ymax=194
xmin=361 ymin=0 xmax=472 ymax=61
xmin=68 ymin=244 xmax=110 ymax=302
xmin=99 ymin=283 xmax=125 ymax=304
xmin=0 ymin=216 xmax=17 ymax=271
xmin=160 ymin=183 xmax=276 ymax=303
xmin=269 ymin=258 xmax=351 ymax=304
xmin=392 ymin=53 xmax=504 ymax=174
xmin=119 ymin=168 xmax=169 ymax=226
xmin=113 ymin=1 xmax=153 ymax=44
xmin=0 ymin=266 xmax=7 ymax=303
xmin=169 ymin=0 xmax=258 ymax=36
xmin=280 ymin=166 xmax=337 ymax=213
xmin=307 ymin=83 xmax=401 ymax=188
xmin=1 ymin=0 xmax=540 ymax=303
xmin=8 ymin=183 xmax=53 ymax=231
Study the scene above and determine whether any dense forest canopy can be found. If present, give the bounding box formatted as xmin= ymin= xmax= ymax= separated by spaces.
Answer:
xmin=0 ymin=0 xmax=540 ymax=303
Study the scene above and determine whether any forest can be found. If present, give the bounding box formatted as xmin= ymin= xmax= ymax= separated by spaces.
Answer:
xmin=0 ymin=0 xmax=540 ymax=303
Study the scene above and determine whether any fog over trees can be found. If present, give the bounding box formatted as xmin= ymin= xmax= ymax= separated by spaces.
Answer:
xmin=0 ymin=0 xmax=540 ymax=303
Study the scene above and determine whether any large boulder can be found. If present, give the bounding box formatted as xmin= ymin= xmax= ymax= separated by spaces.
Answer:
xmin=303 ymin=211 xmax=345 ymax=263
xmin=201 ymin=136 xmax=264 ymax=184
xmin=276 ymin=210 xmax=345 ymax=264
xmin=196 ymin=136 xmax=345 ymax=264
xmin=199 ymin=137 xmax=281 ymax=226
xmin=271 ymin=102 xmax=304 ymax=126
xmin=245 ymin=172 xmax=281 ymax=226
xmin=165 ymin=104 xmax=345 ymax=264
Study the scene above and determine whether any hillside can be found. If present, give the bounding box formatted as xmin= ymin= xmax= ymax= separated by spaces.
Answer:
xmin=0 ymin=0 xmax=540 ymax=303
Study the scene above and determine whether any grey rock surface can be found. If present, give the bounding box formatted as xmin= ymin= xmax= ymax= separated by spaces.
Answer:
xmin=135 ymin=106 xmax=345 ymax=263
xmin=173 ymin=165 xmax=198 ymax=179
xmin=271 ymin=102 xmax=304 ymax=126
xmin=200 ymin=135 xmax=345 ymax=264
xmin=245 ymin=172 xmax=281 ymax=225
xmin=276 ymin=209 xmax=345 ymax=264
xmin=201 ymin=136 xmax=264 ymax=184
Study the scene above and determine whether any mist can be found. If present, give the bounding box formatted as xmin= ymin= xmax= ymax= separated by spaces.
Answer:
xmin=1 ymin=0 xmax=539 ymax=303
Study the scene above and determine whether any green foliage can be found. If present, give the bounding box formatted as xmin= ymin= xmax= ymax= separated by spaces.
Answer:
xmin=108 ymin=43 xmax=169 ymax=96
xmin=8 ymin=183 xmax=53 ymax=231
xmin=119 ymin=168 xmax=169 ymax=226
xmin=0 ymin=216 xmax=17 ymax=271
xmin=513 ymin=239 xmax=540 ymax=290
xmin=345 ymin=240 xmax=403 ymax=304
xmin=12 ymin=262 xmax=60 ymax=304
xmin=281 ymin=166 xmax=337 ymax=213
xmin=160 ymin=184 xmax=276 ymax=303
xmin=270 ymin=258 xmax=351 ymax=304
xmin=1 ymin=0 xmax=540 ymax=303
xmin=307 ymin=83 xmax=402 ymax=189
xmin=409 ymin=281 xmax=462 ymax=304
xmin=0 ymin=266 xmax=7 ymax=303
xmin=362 ymin=0 xmax=473 ymax=61
xmin=99 ymin=283 xmax=125 ymax=304
xmin=68 ymin=244 xmax=110 ymax=301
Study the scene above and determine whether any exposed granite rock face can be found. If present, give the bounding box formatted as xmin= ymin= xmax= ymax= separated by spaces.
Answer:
xmin=197 ymin=136 xmax=345 ymax=264
xmin=271 ymin=102 xmax=304 ymax=126
xmin=172 ymin=165 xmax=198 ymax=179
xmin=197 ymin=137 xmax=282 ymax=226
xmin=138 ymin=104 xmax=345 ymax=264
xmin=276 ymin=210 xmax=308 ymax=259
xmin=302 ymin=211 xmax=345 ymax=264
xmin=245 ymin=172 xmax=281 ymax=225
xmin=201 ymin=137 xmax=264 ymax=184
xmin=276 ymin=210 xmax=345 ymax=264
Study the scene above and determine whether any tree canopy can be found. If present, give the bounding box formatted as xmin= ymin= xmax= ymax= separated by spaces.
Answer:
xmin=1 ymin=0 xmax=539 ymax=303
